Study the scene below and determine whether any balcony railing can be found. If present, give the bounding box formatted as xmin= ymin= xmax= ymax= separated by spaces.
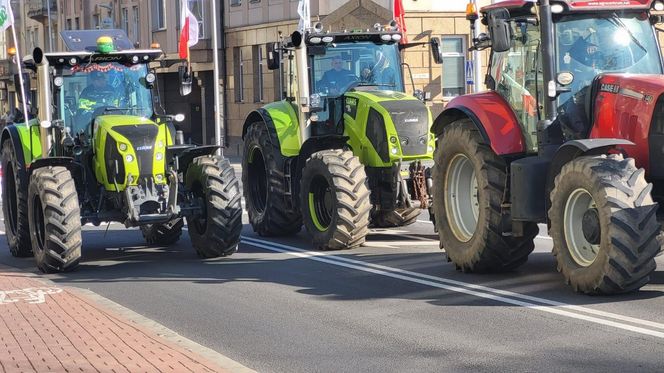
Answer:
xmin=27 ymin=0 xmax=57 ymax=21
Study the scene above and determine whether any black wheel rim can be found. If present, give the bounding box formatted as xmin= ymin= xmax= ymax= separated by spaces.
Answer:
xmin=248 ymin=147 xmax=268 ymax=214
xmin=309 ymin=175 xmax=334 ymax=231
xmin=32 ymin=194 xmax=46 ymax=253
xmin=5 ymin=163 xmax=18 ymax=236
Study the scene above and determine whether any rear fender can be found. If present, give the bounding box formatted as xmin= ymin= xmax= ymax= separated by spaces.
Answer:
xmin=432 ymin=92 xmax=526 ymax=156
xmin=242 ymin=101 xmax=301 ymax=157
xmin=1 ymin=123 xmax=42 ymax=166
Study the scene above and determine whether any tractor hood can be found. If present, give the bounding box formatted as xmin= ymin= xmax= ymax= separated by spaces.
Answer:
xmin=584 ymin=73 xmax=664 ymax=175
xmin=343 ymin=90 xmax=434 ymax=166
xmin=92 ymin=115 xmax=169 ymax=191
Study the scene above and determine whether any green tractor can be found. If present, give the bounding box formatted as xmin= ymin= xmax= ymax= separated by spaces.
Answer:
xmin=1 ymin=30 xmax=242 ymax=272
xmin=242 ymin=22 xmax=435 ymax=250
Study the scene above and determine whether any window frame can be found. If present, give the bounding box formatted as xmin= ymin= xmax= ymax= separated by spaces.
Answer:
xmin=152 ymin=0 xmax=167 ymax=31
xmin=253 ymin=45 xmax=264 ymax=103
xmin=234 ymin=47 xmax=244 ymax=103
xmin=440 ymin=35 xmax=468 ymax=100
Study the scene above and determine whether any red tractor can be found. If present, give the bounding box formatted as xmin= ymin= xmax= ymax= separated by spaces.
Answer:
xmin=430 ymin=0 xmax=664 ymax=294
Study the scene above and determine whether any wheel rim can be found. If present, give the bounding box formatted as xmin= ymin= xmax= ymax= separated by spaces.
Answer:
xmin=445 ymin=154 xmax=479 ymax=242
xmin=563 ymin=188 xmax=600 ymax=267
xmin=308 ymin=175 xmax=334 ymax=231
xmin=5 ymin=163 xmax=18 ymax=236
xmin=32 ymin=194 xmax=46 ymax=253
xmin=248 ymin=146 xmax=268 ymax=214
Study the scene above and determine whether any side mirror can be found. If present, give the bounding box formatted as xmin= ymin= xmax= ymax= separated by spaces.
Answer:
xmin=266 ymin=42 xmax=280 ymax=70
xmin=430 ymin=37 xmax=442 ymax=65
xmin=487 ymin=8 xmax=512 ymax=53
xmin=178 ymin=64 xmax=192 ymax=96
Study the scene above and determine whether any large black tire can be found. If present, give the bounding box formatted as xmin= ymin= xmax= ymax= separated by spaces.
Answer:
xmin=432 ymin=120 xmax=538 ymax=272
xmin=549 ymin=155 xmax=660 ymax=294
xmin=27 ymin=167 xmax=82 ymax=273
xmin=1 ymin=140 xmax=32 ymax=257
xmin=140 ymin=218 xmax=184 ymax=246
xmin=300 ymin=149 xmax=371 ymax=250
xmin=185 ymin=156 xmax=242 ymax=258
xmin=242 ymin=121 xmax=302 ymax=236
xmin=371 ymin=208 xmax=420 ymax=228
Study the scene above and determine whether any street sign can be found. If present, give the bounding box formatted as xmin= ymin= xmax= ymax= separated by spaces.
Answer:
xmin=466 ymin=60 xmax=474 ymax=85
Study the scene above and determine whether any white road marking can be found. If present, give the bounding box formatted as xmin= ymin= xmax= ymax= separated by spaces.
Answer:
xmin=0 ymin=287 xmax=63 ymax=304
xmin=363 ymin=240 xmax=440 ymax=249
xmin=242 ymin=235 xmax=664 ymax=339
xmin=417 ymin=219 xmax=554 ymax=241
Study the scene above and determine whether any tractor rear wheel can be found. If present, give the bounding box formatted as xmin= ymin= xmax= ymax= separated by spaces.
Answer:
xmin=27 ymin=166 xmax=82 ymax=273
xmin=141 ymin=218 xmax=184 ymax=246
xmin=243 ymin=121 xmax=302 ymax=236
xmin=185 ymin=156 xmax=242 ymax=258
xmin=300 ymin=149 xmax=371 ymax=250
xmin=1 ymin=140 xmax=32 ymax=257
xmin=549 ymin=155 xmax=660 ymax=294
xmin=371 ymin=208 xmax=420 ymax=228
xmin=432 ymin=120 xmax=538 ymax=272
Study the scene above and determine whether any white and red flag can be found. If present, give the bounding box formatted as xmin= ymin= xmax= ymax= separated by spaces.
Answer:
xmin=394 ymin=0 xmax=408 ymax=44
xmin=179 ymin=0 xmax=200 ymax=60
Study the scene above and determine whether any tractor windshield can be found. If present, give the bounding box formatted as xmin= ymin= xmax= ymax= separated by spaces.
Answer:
xmin=310 ymin=42 xmax=403 ymax=98
xmin=556 ymin=12 xmax=662 ymax=99
xmin=58 ymin=62 xmax=153 ymax=135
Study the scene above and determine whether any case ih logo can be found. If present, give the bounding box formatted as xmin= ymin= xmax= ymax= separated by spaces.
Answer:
xmin=136 ymin=145 xmax=153 ymax=151
xmin=600 ymin=84 xmax=620 ymax=94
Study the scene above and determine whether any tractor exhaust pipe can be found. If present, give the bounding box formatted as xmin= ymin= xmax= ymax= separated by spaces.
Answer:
xmin=33 ymin=48 xmax=53 ymax=158
xmin=292 ymin=31 xmax=311 ymax=145
xmin=537 ymin=0 xmax=562 ymax=157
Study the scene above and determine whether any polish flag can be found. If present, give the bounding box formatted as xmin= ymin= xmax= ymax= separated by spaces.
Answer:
xmin=394 ymin=0 xmax=408 ymax=44
xmin=179 ymin=0 xmax=200 ymax=60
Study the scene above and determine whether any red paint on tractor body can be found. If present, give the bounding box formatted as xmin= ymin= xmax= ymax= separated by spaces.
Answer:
xmin=444 ymin=92 xmax=526 ymax=155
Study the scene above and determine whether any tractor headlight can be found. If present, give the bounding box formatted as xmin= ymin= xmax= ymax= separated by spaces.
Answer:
xmin=391 ymin=147 xmax=398 ymax=155
xmin=309 ymin=37 xmax=322 ymax=44
xmin=54 ymin=76 xmax=64 ymax=87
xmin=428 ymin=145 xmax=434 ymax=153
xmin=391 ymin=34 xmax=402 ymax=41
xmin=322 ymin=36 xmax=334 ymax=43
xmin=551 ymin=4 xmax=564 ymax=13
xmin=125 ymin=154 xmax=134 ymax=163
xmin=156 ymin=174 xmax=164 ymax=182
xmin=145 ymin=73 xmax=156 ymax=84
xmin=656 ymin=1 xmax=664 ymax=11
xmin=381 ymin=34 xmax=392 ymax=41
xmin=156 ymin=152 xmax=163 ymax=161
xmin=157 ymin=140 xmax=164 ymax=148
xmin=119 ymin=143 xmax=128 ymax=151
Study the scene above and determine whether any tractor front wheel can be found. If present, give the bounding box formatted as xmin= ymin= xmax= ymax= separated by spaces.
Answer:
xmin=185 ymin=156 xmax=242 ymax=258
xmin=300 ymin=150 xmax=371 ymax=250
xmin=432 ymin=120 xmax=538 ymax=272
xmin=27 ymin=166 xmax=82 ymax=273
xmin=141 ymin=218 xmax=184 ymax=246
xmin=1 ymin=140 xmax=32 ymax=257
xmin=549 ymin=155 xmax=660 ymax=294
xmin=371 ymin=208 xmax=420 ymax=228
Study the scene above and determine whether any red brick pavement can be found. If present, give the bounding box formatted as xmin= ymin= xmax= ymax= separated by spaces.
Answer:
xmin=0 ymin=266 xmax=231 ymax=373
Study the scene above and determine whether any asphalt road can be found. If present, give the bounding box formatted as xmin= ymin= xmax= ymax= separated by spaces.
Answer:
xmin=1 ymin=173 xmax=664 ymax=371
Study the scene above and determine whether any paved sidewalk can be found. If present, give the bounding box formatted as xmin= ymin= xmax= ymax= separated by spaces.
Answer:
xmin=0 ymin=265 xmax=251 ymax=373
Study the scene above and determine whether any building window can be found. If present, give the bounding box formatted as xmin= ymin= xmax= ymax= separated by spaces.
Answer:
xmin=75 ymin=17 xmax=80 ymax=30
xmin=132 ymin=6 xmax=140 ymax=43
xmin=122 ymin=8 xmax=129 ymax=35
xmin=253 ymin=45 xmax=264 ymax=102
xmin=152 ymin=0 xmax=166 ymax=30
xmin=441 ymin=35 xmax=467 ymax=99
xmin=66 ymin=19 xmax=72 ymax=30
xmin=230 ymin=0 xmax=242 ymax=7
xmin=234 ymin=47 xmax=244 ymax=102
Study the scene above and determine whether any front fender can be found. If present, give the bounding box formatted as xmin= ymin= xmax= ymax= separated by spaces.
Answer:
xmin=432 ymin=92 xmax=526 ymax=156
xmin=1 ymin=122 xmax=42 ymax=166
xmin=242 ymin=101 xmax=301 ymax=157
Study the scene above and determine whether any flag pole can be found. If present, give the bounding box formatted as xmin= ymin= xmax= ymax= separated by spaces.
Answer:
xmin=7 ymin=4 xmax=30 ymax=130
xmin=211 ymin=0 xmax=222 ymax=155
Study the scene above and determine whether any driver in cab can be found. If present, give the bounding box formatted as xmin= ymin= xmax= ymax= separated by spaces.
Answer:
xmin=78 ymin=71 xmax=119 ymax=112
xmin=318 ymin=56 xmax=357 ymax=95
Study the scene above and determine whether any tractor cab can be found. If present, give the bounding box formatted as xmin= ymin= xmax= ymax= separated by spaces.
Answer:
xmin=308 ymin=37 xmax=404 ymax=133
